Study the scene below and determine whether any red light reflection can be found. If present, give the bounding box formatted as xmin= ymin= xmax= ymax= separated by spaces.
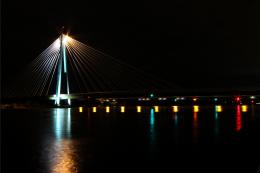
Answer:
xmin=236 ymin=105 xmax=242 ymax=131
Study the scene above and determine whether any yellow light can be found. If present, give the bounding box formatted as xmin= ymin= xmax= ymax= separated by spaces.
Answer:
xmin=193 ymin=105 xmax=199 ymax=112
xmin=216 ymin=105 xmax=222 ymax=112
xmin=154 ymin=106 xmax=159 ymax=112
xmin=173 ymin=106 xmax=178 ymax=113
xmin=106 ymin=106 xmax=110 ymax=113
xmin=79 ymin=107 xmax=83 ymax=113
xmin=241 ymin=105 xmax=248 ymax=112
xmin=92 ymin=107 xmax=97 ymax=113
xmin=193 ymin=98 xmax=197 ymax=102
xmin=137 ymin=106 xmax=141 ymax=113
xmin=120 ymin=106 xmax=125 ymax=113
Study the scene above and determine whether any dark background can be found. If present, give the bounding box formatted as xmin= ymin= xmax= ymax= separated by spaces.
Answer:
xmin=2 ymin=0 xmax=260 ymax=89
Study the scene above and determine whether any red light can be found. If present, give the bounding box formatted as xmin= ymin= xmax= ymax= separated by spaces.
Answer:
xmin=235 ymin=97 xmax=240 ymax=102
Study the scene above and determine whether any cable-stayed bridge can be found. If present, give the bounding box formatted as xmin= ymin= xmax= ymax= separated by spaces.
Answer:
xmin=5 ymin=31 xmax=176 ymax=106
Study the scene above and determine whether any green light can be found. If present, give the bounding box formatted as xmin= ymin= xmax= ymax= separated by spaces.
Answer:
xmin=150 ymin=93 xmax=154 ymax=98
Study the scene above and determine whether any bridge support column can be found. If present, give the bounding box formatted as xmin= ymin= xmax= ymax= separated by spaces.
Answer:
xmin=55 ymin=32 xmax=71 ymax=106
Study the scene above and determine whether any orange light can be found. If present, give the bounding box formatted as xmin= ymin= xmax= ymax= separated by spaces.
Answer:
xmin=137 ymin=106 xmax=141 ymax=113
xmin=193 ymin=105 xmax=199 ymax=112
xmin=172 ymin=106 xmax=178 ymax=113
xmin=216 ymin=105 xmax=222 ymax=112
xmin=120 ymin=106 xmax=125 ymax=113
xmin=79 ymin=107 xmax=83 ymax=113
xmin=106 ymin=106 xmax=110 ymax=113
xmin=241 ymin=105 xmax=248 ymax=112
xmin=154 ymin=106 xmax=159 ymax=112
xmin=92 ymin=107 xmax=96 ymax=113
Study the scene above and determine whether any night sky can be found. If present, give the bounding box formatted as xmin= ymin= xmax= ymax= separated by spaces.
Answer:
xmin=2 ymin=0 xmax=260 ymax=89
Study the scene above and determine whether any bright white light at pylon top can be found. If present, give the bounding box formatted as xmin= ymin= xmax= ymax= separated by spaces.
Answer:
xmin=53 ymin=35 xmax=71 ymax=49
xmin=54 ymin=39 xmax=60 ymax=49
xmin=62 ymin=35 xmax=71 ymax=45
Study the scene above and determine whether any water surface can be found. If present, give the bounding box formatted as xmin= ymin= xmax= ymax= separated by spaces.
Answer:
xmin=2 ymin=105 xmax=260 ymax=173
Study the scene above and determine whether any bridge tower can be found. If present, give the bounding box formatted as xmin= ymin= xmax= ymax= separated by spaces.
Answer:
xmin=55 ymin=28 xmax=71 ymax=106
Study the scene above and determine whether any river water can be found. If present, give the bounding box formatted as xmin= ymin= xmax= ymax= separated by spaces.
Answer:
xmin=2 ymin=105 xmax=260 ymax=173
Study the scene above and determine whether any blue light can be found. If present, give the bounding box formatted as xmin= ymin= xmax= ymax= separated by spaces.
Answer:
xmin=150 ymin=108 xmax=155 ymax=125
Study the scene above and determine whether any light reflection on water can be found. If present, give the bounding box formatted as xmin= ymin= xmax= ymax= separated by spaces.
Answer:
xmin=236 ymin=105 xmax=242 ymax=132
xmin=36 ymin=105 xmax=257 ymax=172
xmin=54 ymin=108 xmax=71 ymax=139
xmin=193 ymin=111 xmax=198 ymax=143
xmin=149 ymin=108 xmax=156 ymax=157
xmin=214 ymin=106 xmax=219 ymax=136
xmin=173 ymin=112 xmax=180 ymax=145
xmin=48 ymin=108 xmax=77 ymax=173
xmin=174 ymin=113 xmax=178 ymax=127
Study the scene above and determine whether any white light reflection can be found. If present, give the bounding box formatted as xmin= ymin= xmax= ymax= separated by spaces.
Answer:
xmin=172 ymin=112 xmax=180 ymax=145
xmin=55 ymin=108 xmax=71 ymax=139
xmin=214 ymin=106 xmax=219 ymax=136
xmin=49 ymin=108 xmax=76 ymax=173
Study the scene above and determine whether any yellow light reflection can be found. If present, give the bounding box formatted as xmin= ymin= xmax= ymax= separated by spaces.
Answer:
xmin=193 ymin=105 xmax=199 ymax=112
xmin=172 ymin=106 xmax=178 ymax=113
xmin=241 ymin=105 xmax=248 ymax=112
xmin=193 ymin=111 xmax=198 ymax=142
xmin=106 ymin=106 xmax=110 ymax=113
xmin=52 ymin=141 xmax=76 ymax=173
xmin=137 ymin=106 xmax=141 ymax=113
xmin=92 ymin=107 xmax=97 ymax=113
xmin=154 ymin=106 xmax=159 ymax=112
xmin=216 ymin=105 xmax=222 ymax=112
xmin=120 ymin=106 xmax=125 ymax=113
xmin=79 ymin=107 xmax=83 ymax=113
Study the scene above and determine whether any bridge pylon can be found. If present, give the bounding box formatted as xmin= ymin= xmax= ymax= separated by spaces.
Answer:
xmin=55 ymin=28 xmax=71 ymax=106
